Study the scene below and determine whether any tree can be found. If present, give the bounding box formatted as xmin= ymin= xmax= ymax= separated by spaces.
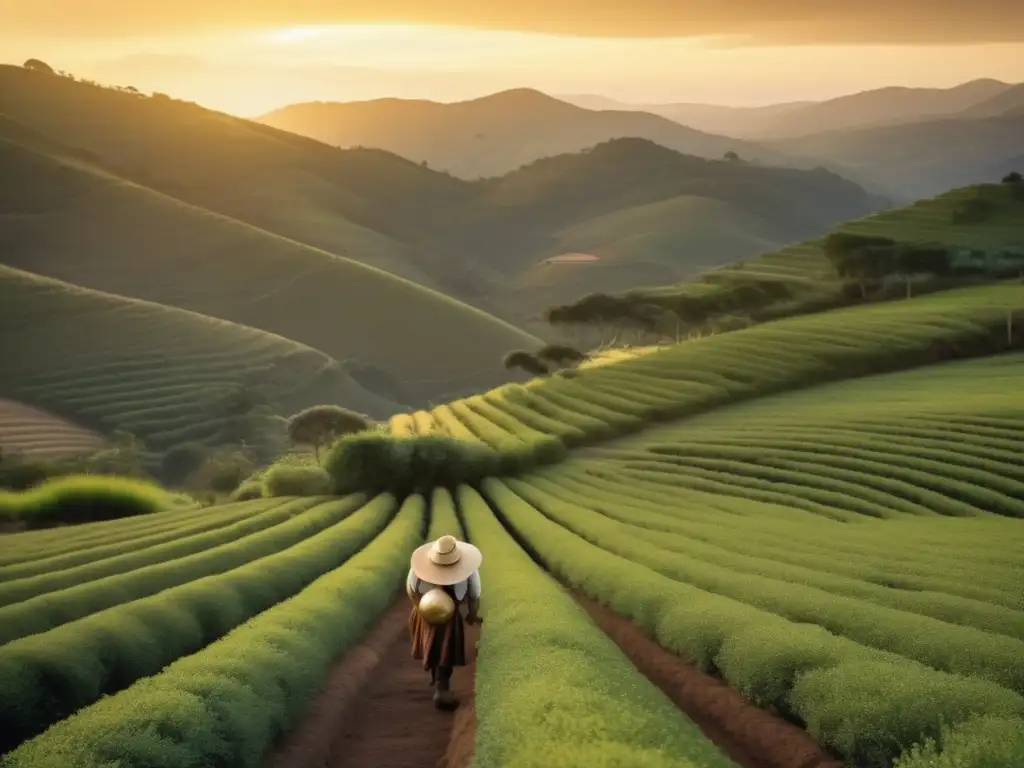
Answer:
xmin=536 ymin=343 xmax=586 ymax=367
xmin=287 ymin=405 xmax=371 ymax=463
xmin=503 ymin=350 xmax=550 ymax=377
xmin=23 ymin=59 xmax=55 ymax=74
xmin=723 ymin=151 xmax=740 ymax=162
xmin=1001 ymin=171 xmax=1022 ymax=184
xmin=161 ymin=442 xmax=209 ymax=485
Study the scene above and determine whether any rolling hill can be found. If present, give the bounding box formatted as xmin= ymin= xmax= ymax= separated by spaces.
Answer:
xmin=256 ymin=88 xmax=788 ymax=179
xmin=2 ymin=276 xmax=1021 ymax=768
xmin=0 ymin=263 xmax=403 ymax=466
xmin=546 ymin=181 xmax=1024 ymax=336
xmin=768 ymin=112 xmax=1024 ymax=201
xmin=559 ymin=80 xmax=1016 ymax=140
xmin=0 ymin=110 xmax=542 ymax=406
xmin=0 ymin=64 xmax=886 ymax=335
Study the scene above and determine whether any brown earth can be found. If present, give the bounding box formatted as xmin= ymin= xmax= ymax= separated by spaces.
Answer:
xmin=574 ymin=591 xmax=845 ymax=768
xmin=266 ymin=597 xmax=478 ymax=768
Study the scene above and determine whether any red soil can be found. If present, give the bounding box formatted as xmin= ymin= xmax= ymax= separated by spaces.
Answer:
xmin=574 ymin=592 xmax=845 ymax=768
xmin=266 ymin=598 xmax=478 ymax=768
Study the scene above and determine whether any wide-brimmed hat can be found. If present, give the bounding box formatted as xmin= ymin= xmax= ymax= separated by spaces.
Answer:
xmin=410 ymin=534 xmax=482 ymax=586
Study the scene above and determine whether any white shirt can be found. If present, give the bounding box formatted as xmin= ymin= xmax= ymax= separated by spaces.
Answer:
xmin=407 ymin=568 xmax=481 ymax=602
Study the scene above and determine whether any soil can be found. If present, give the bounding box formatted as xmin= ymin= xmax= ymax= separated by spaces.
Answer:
xmin=573 ymin=591 xmax=845 ymax=768
xmin=266 ymin=597 xmax=478 ymax=768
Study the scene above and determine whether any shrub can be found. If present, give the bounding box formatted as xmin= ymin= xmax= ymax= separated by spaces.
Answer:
xmin=503 ymin=350 xmax=550 ymax=376
xmin=323 ymin=432 xmax=565 ymax=496
xmin=262 ymin=463 xmax=332 ymax=497
xmin=185 ymin=445 xmax=255 ymax=494
xmin=229 ymin=479 xmax=264 ymax=501
xmin=1001 ymin=171 xmax=1022 ymax=185
xmin=160 ymin=441 xmax=208 ymax=485
xmin=0 ymin=475 xmax=171 ymax=529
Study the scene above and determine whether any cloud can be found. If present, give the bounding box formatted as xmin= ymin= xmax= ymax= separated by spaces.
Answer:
xmin=5 ymin=0 xmax=1024 ymax=45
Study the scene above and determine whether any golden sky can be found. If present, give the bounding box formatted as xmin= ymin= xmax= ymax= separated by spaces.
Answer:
xmin=3 ymin=1 xmax=1023 ymax=115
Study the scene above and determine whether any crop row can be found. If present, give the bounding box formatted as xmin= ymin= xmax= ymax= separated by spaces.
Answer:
xmin=479 ymin=477 xmax=1024 ymax=767
xmin=523 ymin=471 xmax=1024 ymax=636
xmin=0 ymin=497 xmax=286 ymax=582
xmin=457 ymin=484 xmax=738 ymax=767
xmin=0 ymin=496 xmax=315 ymax=606
xmin=385 ymin=285 xmax=1022 ymax=479
xmin=0 ymin=494 xmax=394 ymax=751
xmin=0 ymin=493 xmax=422 ymax=768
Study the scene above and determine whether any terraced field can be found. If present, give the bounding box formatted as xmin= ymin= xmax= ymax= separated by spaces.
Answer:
xmin=2 ymin=283 xmax=1022 ymax=768
xmin=0 ymin=264 xmax=399 ymax=458
xmin=601 ymin=182 xmax=1024 ymax=316
xmin=0 ymin=398 xmax=103 ymax=458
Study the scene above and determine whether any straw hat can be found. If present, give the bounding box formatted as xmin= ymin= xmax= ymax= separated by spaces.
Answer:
xmin=410 ymin=535 xmax=482 ymax=586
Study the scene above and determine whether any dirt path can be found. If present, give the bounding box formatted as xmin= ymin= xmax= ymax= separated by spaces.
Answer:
xmin=574 ymin=592 xmax=845 ymax=768
xmin=267 ymin=598 xmax=478 ymax=768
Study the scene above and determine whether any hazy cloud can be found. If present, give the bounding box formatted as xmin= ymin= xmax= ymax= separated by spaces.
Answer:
xmin=4 ymin=0 xmax=1024 ymax=44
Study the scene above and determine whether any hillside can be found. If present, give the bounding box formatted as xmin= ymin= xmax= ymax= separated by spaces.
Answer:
xmin=0 ymin=120 xmax=542 ymax=404
xmin=957 ymin=83 xmax=1024 ymax=119
xmin=747 ymin=78 xmax=1014 ymax=139
xmin=0 ymin=67 xmax=886 ymax=333
xmin=545 ymin=182 xmax=1024 ymax=336
xmin=560 ymin=80 xmax=1015 ymax=140
xmin=256 ymin=88 xmax=787 ymax=179
xmin=0 ymin=263 xmax=405 ymax=468
xmin=1 ymin=280 xmax=1021 ymax=768
xmin=0 ymin=399 xmax=104 ymax=459
xmin=768 ymin=112 xmax=1024 ymax=200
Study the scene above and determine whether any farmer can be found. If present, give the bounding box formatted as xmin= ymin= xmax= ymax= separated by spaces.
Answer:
xmin=407 ymin=534 xmax=482 ymax=710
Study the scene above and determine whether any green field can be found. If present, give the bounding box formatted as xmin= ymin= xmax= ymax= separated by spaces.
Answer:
xmin=2 ymin=280 xmax=1023 ymax=768
xmin=565 ymin=182 xmax=1024 ymax=333
xmin=0 ymin=264 xmax=400 ymax=461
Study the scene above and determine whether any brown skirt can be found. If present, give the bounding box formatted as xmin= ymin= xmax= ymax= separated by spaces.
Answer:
xmin=409 ymin=603 xmax=467 ymax=671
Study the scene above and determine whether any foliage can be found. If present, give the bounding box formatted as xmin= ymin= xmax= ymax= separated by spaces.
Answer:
xmin=262 ymin=463 xmax=333 ymax=497
xmin=893 ymin=716 xmax=1024 ymax=768
xmin=184 ymin=444 xmax=255 ymax=494
xmin=323 ymin=431 xmax=566 ymax=496
xmin=229 ymin=479 xmax=264 ymax=501
xmin=0 ymin=474 xmax=170 ymax=529
xmin=536 ymin=343 xmax=586 ymax=366
xmin=286 ymin=404 xmax=372 ymax=463
xmin=160 ymin=441 xmax=209 ymax=485
xmin=1002 ymin=171 xmax=1022 ymax=185
xmin=460 ymin=484 xmax=738 ymax=767
xmin=22 ymin=59 xmax=54 ymax=74
xmin=1 ymin=494 xmax=421 ymax=768
xmin=0 ymin=494 xmax=391 ymax=751
xmin=503 ymin=349 xmax=549 ymax=376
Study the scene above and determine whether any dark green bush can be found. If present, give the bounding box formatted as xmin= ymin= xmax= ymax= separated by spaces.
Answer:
xmin=323 ymin=432 xmax=566 ymax=496
xmin=229 ymin=479 xmax=264 ymax=501
xmin=0 ymin=475 xmax=171 ymax=529
xmin=160 ymin=441 xmax=208 ymax=484
xmin=262 ymin=463 xmax=332 ymax=497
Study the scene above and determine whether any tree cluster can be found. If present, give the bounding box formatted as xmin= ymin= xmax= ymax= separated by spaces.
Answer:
xmin=503 ymin=344 xmax=587 ymax=377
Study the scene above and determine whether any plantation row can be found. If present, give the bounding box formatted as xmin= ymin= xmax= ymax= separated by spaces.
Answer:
xmin=383 ymin=285 xmax=1022 ymax=475
xmin=0 ymin=264 xmax=388 ymax=454
xmin=4 ymin=475 xmax=1021 ymax=767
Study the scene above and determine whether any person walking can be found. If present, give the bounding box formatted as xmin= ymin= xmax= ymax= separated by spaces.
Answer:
xmin=407 ymin=534 xmax=482 ymax=710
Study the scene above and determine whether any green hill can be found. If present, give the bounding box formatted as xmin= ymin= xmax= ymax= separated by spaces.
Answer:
xmin=2 ymin=278 xmax=1021 ymax=768
xmin=0 ymin=66 xmax=885 ymax=330
xmin=0 ymin=264 xmax=404 ymax=462
xmin=545 ymin=182 xmax=1024 ymax=335
xmin=0 ymin=121 xmax=541 ymax=404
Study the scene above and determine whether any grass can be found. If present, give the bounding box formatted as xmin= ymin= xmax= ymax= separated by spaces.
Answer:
xmin=0 ymin=263 xmax=401 ymax=460
xmin=0 ymin=474 xmax=176 ymax=529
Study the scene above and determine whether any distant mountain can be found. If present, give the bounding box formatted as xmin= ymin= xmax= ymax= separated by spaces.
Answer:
xmin=746 ymin=79 xmax=1014 ymax=139
xmin=256 ymin=88 xmax=786 ymax=178
xmin=557 ymin=94 xmax=814 ymax=137
xmin=0 ymin=64 xmax=882 ymax=353
xmin=768 ymin=112 xmax=1024 ymax=200
xmin=955 ymin=83 xmax=1024 ymax=118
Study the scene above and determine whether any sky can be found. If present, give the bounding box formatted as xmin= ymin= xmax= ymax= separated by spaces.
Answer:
xmin=3 ymin=1 xmax=1023 ymax=116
